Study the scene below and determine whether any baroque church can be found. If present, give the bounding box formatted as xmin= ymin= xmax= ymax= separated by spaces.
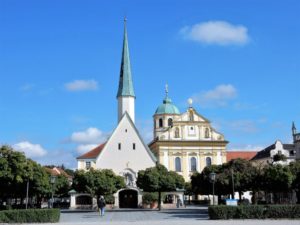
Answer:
xmin=76 ymin=20 xmax=227 ymax=208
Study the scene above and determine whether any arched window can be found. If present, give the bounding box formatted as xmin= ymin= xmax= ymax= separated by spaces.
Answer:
xmin=159 ymin=118 xmax=163 ymax=128
xmin=175 ymin=157 xmax=181 ymax=172
xmin=206 ymin=157 xmax=212 ymax=167
xmin=190 ymin=157 xmax=197 ymax=172
xmin=168 ymin=118 xmax=173 ymax=127
xmin=205 ymin=128 xmax=210 ymax=138
xmin=174 ymin=127 xmax=180 ymax=138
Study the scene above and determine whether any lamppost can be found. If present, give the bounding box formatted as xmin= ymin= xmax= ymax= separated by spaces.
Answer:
xmin=50 ymin=175 xmax=56 ymax=208
xmin=231 ymin=169 xmax=235 ymax=199
xmin=209 ymin=172 xmax=216 ymax=205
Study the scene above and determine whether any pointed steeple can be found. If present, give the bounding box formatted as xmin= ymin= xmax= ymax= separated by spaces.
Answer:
xmin=292 ymin=121 xmax=297 ymax=135
xmin=117 ymin=18 xmax=135 ymax=98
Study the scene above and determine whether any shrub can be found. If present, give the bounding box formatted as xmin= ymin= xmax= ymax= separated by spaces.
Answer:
xmin=142 ymin=193 xmax=158 ymax=205
xmin=0 ymin=209 xmax=60 ymax=223
xmin=209 ymin=205 xmax=238 ymax=219
xmin=209 ymin=205 xmax=300 ymax=219
xmin=265 ymin=205 xmax=300 ymax=218
xmin=104 ymin=195 xmax=115 ymax=204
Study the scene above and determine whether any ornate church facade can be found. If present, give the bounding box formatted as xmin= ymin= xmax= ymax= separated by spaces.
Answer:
xmin=149 ymin=90 xmax=228 ymax=181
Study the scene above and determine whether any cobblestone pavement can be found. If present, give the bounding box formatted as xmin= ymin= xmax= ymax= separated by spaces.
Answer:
xmin=60 ymin=206 xmax=209 ymax=223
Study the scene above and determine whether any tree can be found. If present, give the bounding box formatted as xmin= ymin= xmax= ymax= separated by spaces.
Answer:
xmin=136 ymin=164 xmax=185 ymax=210
xmin=0 ymin=145 xmax=51 ymax=207
xmin=223 ymin=159 xmax=257 ymax=199
xmin=289 ymin=160 xmax=300 ymax=203
xmin=262 ymin=164 xmax=294 ymax=203
xmin=72 ymin=169 xmax=125 ymax=198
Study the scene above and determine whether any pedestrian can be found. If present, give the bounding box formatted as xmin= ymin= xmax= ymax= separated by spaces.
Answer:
xmin=97 ymin=196 xmax=106 ymax=217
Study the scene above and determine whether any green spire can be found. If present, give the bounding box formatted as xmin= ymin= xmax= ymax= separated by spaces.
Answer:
xmin=117 ymin=18 xmax=135 ymax=98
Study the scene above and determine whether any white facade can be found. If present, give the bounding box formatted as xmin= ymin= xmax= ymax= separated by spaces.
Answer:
xmin=118 ymin=96 xmax=135 ymax=124
xmin=95 ymin=112 xmax=156 ymax=175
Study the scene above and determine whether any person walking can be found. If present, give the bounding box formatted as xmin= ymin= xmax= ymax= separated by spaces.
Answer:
xmin=97 ymin=196 xmax=106 ymax=217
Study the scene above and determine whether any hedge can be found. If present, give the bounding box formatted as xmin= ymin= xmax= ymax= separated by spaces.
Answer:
xmin=209 ymin=205 xmax=300 ymax=219
xmin=0 ymin=208 xmax=60 ymax=223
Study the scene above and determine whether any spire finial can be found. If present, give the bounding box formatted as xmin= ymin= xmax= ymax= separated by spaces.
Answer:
xmin=165 ymin=84 xmax=169 ymax=97
xmin=292 ymin=121 xmax=297 ymax=134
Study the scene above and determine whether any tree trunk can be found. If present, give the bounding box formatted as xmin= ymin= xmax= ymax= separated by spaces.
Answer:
xmin=239 ymin=191 xmax=242 ymax=200
xmin=158 ymin=191 xmax=161 ymax=211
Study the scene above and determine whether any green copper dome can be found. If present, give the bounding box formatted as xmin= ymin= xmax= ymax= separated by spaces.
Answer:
xmin=155 ymin=96 xmax=180 ymax=115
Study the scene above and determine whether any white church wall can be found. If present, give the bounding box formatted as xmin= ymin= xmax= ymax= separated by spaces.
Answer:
xmin=96 ymin=114 xmax=155 ymax=176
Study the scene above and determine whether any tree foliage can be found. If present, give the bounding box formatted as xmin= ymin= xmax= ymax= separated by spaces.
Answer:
xmin=72 ymin=168 xmax=125 ymax=197
xmin=0 ymin=145 xmax=51 ymax=202
xmin=136 ymin=164 xmax=185 ymax=210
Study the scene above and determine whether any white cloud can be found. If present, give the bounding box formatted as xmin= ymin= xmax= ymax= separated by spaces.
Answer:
xmin=77 ymin=144 xmax=98 ymax=155
xmin=37 ymin=149 xmax=77 ymax=169
xmin=181 ymin=20 xmax=249 ymax=46
xmin=65 ymin=79 xmax=98 ymax=91
xmin=192 ymin=84 xmax=237 ymax=108
xmin=70 ymin=127 xmax=106 ymax=144
xmin=13 ymin=141 xmax=47 ymax=158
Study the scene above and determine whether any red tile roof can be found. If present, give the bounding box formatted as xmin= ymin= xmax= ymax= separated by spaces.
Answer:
xmin=77 ymin=142 xmax=106 ymax=159
xmin=44 ymin=167 xmax=72 ymax=179
xmin=227 ymin=151 xmax=258 ymax=161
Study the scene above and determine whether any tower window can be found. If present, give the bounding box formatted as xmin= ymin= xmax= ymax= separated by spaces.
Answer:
xmin=168 ymin=118 xmax=173 ymax=127
xmin=118 ymin=143 xmax=121 ymax=150
xmin=159 ymin=118 xmax=163 ymax=127
xmin=125 ymin=129 xmax=127 ymax=132
xmin=133 ymin=143 xmax=136 ymax=150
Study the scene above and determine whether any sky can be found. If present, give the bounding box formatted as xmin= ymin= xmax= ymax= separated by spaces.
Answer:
xmin=1 ymin=0 xmax=299 ymax=169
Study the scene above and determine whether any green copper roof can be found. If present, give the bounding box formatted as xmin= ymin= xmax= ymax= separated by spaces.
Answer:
xmin=155 ymin=85 xmax=180 ymax=115
xmin=117 ymin=19 xmax=135 ymax=98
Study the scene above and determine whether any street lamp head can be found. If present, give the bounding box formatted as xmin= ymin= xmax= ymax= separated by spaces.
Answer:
xmin=209 ymin=172 xmax=216 ymax=182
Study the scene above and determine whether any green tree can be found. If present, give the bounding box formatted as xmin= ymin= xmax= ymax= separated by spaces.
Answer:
xmin=262 ymin=164 xmax=294 ymax=203
xmin=72 ymin=169 xmax=125 ymax=198
xmin=289 ymin=160 xmax=300 ymax=204
xmin=0 ymin=145 xmax=51 ymax=207
xmin=137 ymin=164 xmax=185 ymax=210
xmin=223 ymin=159 xmax=257 ymax=199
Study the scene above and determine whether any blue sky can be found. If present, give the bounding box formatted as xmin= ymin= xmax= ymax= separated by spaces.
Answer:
xmin=1 ymin=0 xmax=299 ymax=168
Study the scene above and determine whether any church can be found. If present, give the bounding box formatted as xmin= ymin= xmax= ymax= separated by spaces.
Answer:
xmin=149 ymin=88 xmax=228 ymax=181
xmin=76 ymin=20 xmax=227 ymax=208
xmin=76 ymin=20 xmax=157 ymax=208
